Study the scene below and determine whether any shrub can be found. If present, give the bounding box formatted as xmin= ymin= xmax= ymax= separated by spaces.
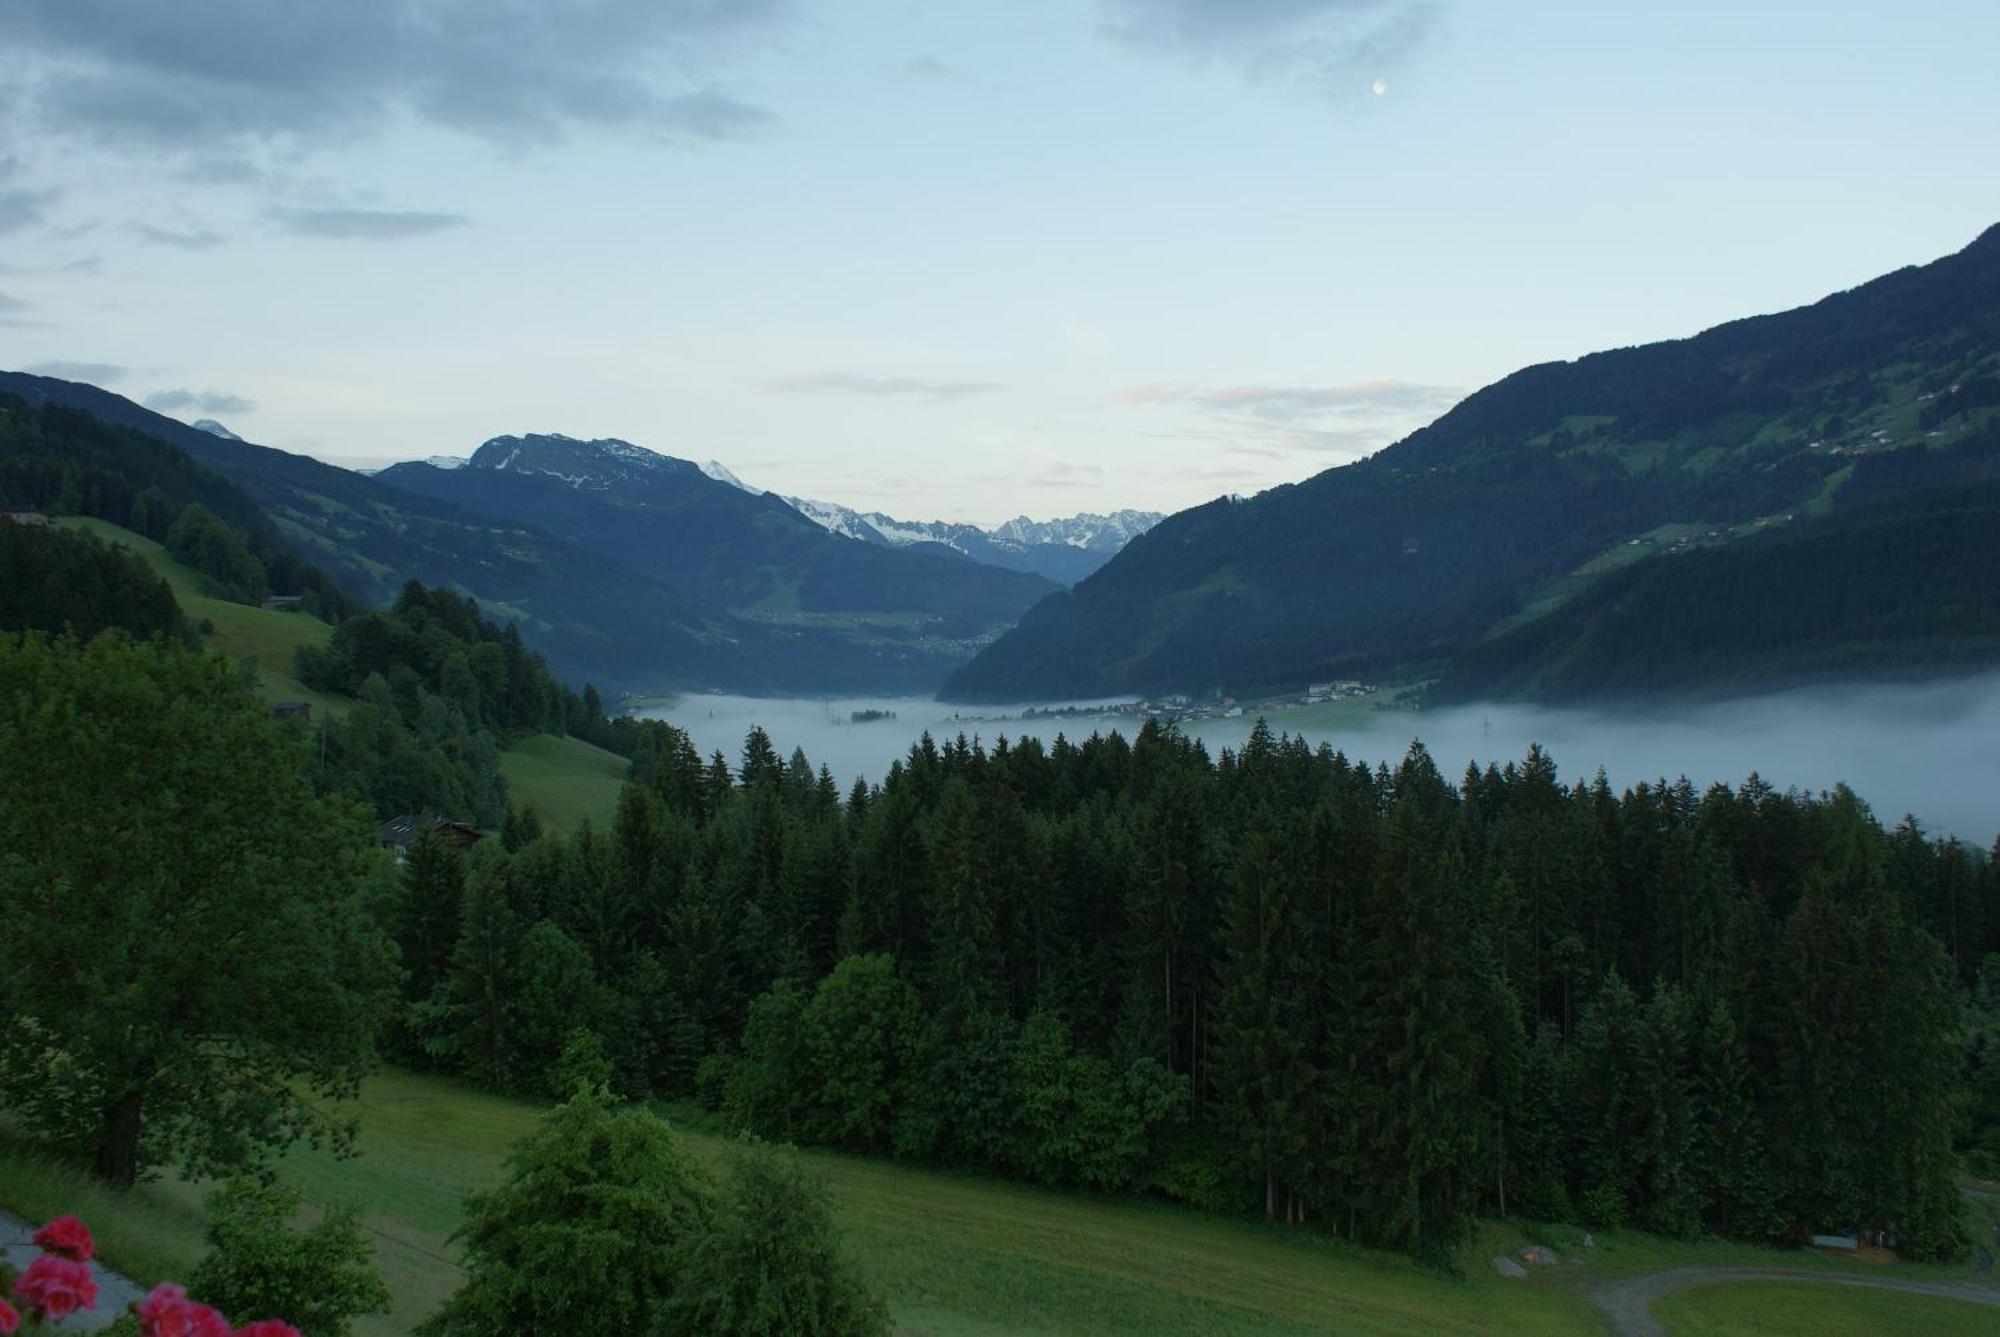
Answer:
xmin=188 ymin=1179 xmax=389 ymax=1337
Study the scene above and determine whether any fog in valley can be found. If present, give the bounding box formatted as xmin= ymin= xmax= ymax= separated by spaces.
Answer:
xmin=643 ymin=673 xmax=2000 ymax=847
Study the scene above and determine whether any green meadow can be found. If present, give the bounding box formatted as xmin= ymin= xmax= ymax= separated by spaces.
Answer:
xmin=11 ymin=1069 xmax=1993 ymax=1335
xmin=58 ymin=516 xmax=628 ymax=831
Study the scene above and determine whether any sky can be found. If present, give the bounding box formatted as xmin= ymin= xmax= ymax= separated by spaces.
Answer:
xmin=1 ymin=0 xmax=1997 ymax=526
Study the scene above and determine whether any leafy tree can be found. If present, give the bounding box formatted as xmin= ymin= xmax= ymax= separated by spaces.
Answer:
xmin=509 ymin=922 xmax=613 ymax=1095
xmin=0 ymin=634 xmax=397 ymax=1187
xmin=418 ymin=1089 xmax=712 ymax=1337
xmin=0 ymin=521 xmax=185 ymax=642
xmin=189 ymin=1178 xmax=391 ymax=1337
xmin=800 ymin=955 xmax=921 ymax=1151
xmin=166 ymin=502 xmax=268 ymax=603
xmin=664 ymin=1143 xmax=888 ymax=1336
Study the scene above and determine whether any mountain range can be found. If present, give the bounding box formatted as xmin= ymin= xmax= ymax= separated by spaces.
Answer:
xmin=770 ymin=493 xmax=1160 ymax=586
xmin=9 ymin=224 xmax=1999 ymax=709
xmin=0 ymin=374 xmax=943 ymax=694
xmin=402 ymin=451 xmax=1163 ymax=585
xmin=943 ymin=223 xmax=2000 ymax=702
xmin=373 ymin=434 xmax=1058 ymax=665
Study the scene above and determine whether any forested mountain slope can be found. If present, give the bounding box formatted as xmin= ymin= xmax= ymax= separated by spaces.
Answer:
xmin=1434 ymin=432 xmax=2000 ymax=701
xmin=0 ymin=375 xmax=941 ymax=694
xmin=377 ymin=434 xmax=1055 ymax=638
xmin=945 ymin=223 xmax=2000 ymax=701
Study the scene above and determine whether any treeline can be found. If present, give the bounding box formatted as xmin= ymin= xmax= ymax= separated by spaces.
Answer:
xmin=0 ymin=395 xmax=351 ymax=619
xmin=0 ymin=521 xmax=186 ymax=642
xmin=298 ymin=579 xmax=637 ymax=753
xmin=296 ymin=581 xmax=640 ymax=826
xmin=391 ymin=719 xmax=1991 ymax=1263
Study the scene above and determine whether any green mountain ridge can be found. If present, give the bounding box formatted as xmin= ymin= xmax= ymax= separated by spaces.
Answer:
xmin=0 ymin=375 xmax=962 ymax=695
xmin=943 ymin=223 xmax=2000 ymax=702
xmin=375 ymin=431 xmax=1054 ymax=644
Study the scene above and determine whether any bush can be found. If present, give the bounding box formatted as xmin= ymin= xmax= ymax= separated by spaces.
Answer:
xmin=1580 ymin=1183 xmax=1628 ymax=1230
xmin=189 ymin=1178 xmax=390 ymax=1337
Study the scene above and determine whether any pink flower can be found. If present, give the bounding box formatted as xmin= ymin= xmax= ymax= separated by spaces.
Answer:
xmin=14 ymin=1253 xmax=97 ymax=1319
xmin=233 ymin=1323 xmax=303 ymax=1337
xmin=31 ymin=1214 xmax=95 ymax=1261
xmin=139 ymin=1283 xmax=190 ymax=1322
xmin=137 ymin=1286 xmax=231 ymax=1337
xmin=0 ymin=1296 xmax=19 ymax=1335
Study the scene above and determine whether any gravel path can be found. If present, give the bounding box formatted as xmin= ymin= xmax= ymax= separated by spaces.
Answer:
xmin=1591 ymin=1267 xmax=2000 ymax=1336
xmin=0 ymin=1208 xmax=148 ymax=1332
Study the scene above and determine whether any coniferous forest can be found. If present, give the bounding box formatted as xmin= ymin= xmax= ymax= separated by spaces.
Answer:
xmin=390 ymin=717 xmax=1991 ymax=1265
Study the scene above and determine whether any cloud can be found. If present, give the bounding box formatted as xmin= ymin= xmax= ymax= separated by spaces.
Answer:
xmin=895 ymin=57 xmax=962 ymax=82
xmin=144 ymin=387 xmax=256 ymax=415
xmin=0 ymin=157 xmax=58 ymax=235
xmin=1191 ymin=379 xmax=1462 ymax=419
xmin=656 ymin=91 xmax=775 ymax=140
xmin=0 ymin=1 xmax=790 ymax=155
xmin=1032 ymin=461 xmax=1105 ymax=489
xmin=0 ymin=185 xmax=57 ymax=235
xmin=268 ymin=207 xmax=467 ymax=240
xmin=23 ymin=360 xmax=126 ymax=383
xmin=0 ymin=255 xmax=101 ymax=277
xmin=1117 ymin=377 xmax=1460 ymax=419
xmin=1115 ymin=376 xmax=1461 ymax=456
xmin=132 ymin=221 xmax=225 ymax=249
xmin=0 ymin=292 xmax=31 ymax=314
xmin=768 ymin=372 xmax=1006 ymax=403
xmin=1097 ymin=0 xmax=1441 ymax=96
xmin=1172 ymin=465 xmax=1263 ymax=482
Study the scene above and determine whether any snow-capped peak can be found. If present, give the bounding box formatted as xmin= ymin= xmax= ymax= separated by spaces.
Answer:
xmin=191 ymin=418 xmax=242 ymax=441
xmin=701 ymin=460 xmax=762 ymax=495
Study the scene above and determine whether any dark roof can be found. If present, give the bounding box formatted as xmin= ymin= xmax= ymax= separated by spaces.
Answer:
xmin=377 ymin=814 xmax=483 ymax=848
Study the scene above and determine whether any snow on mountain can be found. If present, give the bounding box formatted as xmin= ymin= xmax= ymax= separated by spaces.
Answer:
xmin=190 ymin=418 xmax=242 ymax=441
xmin=700 ymin=460 xmax=762 ymax=494
xmin=990 ymin=510 xmax=1162 ymax=552
xmin=770 ymin=490 xmax=1163 ymax=583
xmin=373 ymin=434 xmax=1159 ymax=583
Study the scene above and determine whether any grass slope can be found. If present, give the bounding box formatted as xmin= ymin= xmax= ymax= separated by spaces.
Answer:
xmin=1653 ymin=1280 xmax=1998 ymax=1335
xmin=495 ymin=733 xmax=629 ymax=833
xmin=56 ymin=517 xmax=627 ymax=827
xmin=18 ymin=1071 xmax=1993 ymax=1336
xmin=56 ymin=516 xmax=350 ymax=717
xmin=5 ymin=1071 xmax=1588 ymax=1336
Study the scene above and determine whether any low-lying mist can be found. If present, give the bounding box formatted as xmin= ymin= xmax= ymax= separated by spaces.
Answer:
xmin=642 ymin=673 xmax=2000 ymax=846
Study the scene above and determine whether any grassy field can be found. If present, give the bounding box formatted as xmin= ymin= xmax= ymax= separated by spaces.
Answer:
xmin=1652 ymin=1281 xmax=1999 ymax=1335
xmin=55 ymin=517 xmax=627 ymax=828
xmin=496 ymin=732 xmax=629 ymax=832
xmin=7 ymin=1071 xmax=1591 ymax=1336
xmin=56 ymin=516 xmax=350 ymax=716
xmin=10 ymin=1069 xmax=1999 ymax=1334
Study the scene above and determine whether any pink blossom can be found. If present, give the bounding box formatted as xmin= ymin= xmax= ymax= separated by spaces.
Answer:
xmin=0 ymin=1296 xmax=19 ymax=1335
xmin=137 ymin=1286 xmax=230 ymax=1337
xmin=139 ymin=1284 xmax=189 ymax=1324
xmin=232 ymin=1322 xmax=304 ymax=1337
xmin=31 ymin=1214 xmax=95 ymax=1261
xmin=14 ymin=1253 xmax=96 ymax=1319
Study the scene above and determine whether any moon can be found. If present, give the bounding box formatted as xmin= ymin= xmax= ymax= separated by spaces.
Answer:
xmin=1371 ymin=76 xmax=1389 ymax=96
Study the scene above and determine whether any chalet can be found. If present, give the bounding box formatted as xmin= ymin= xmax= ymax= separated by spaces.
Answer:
xmin=270 ymin=701 xmax=313 ymax=723
xmin=262 ymin=594 xmax=305 ymax=612
xmin=1 ymin=507 xmax=51 ymax=527
xmin=377 ymin=814 xmax=483 ymax=861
